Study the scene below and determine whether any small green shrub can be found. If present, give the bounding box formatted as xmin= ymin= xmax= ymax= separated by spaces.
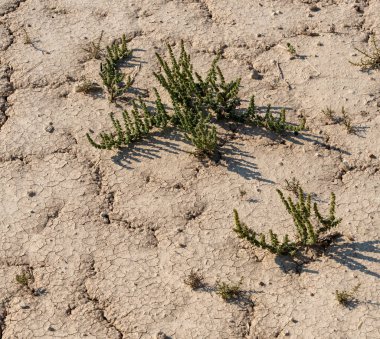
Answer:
xmin=100 ymin=34 xmax=133 ymax=102
xmin=87 ymin=96 xmax=169 ymax=150
xmin=336 ymin=284 xmax=360 ymax=307
xmin=350 ymin=34 xmax=380 ymax=71
xmin=184 ymin=270 xmax=204 ymax=289
xmin=240 ymin=96 xmax=306 ymax=133
xmin=233 ymin=186 xmax=342 ymax=256
xmin=106 ymin=34 xmax=132 ymax=64
xmin=82 ymin=31 xmax=104 ymax=60
xmin=287 ymin=42 xmax=297 ymax=56
xmin=215 ymin=278 xmax=243 ymax=301
xmin=185 ymin=117 xmax=217 ymax=156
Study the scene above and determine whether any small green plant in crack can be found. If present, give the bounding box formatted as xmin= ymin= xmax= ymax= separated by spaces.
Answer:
xmin=284 ymin=177 xmax=301 ymax=195
xmin=75 ymin=79 xmax=100 ymax=94
xmin=340 ymin=107 xmax=353 ymax=134
xmin=215 ymin=278 xmax=243 ymax=301
xmin=184 ymin=270 xmax=205 ymax=290
xmin=87 ymin=95 xmax=169 ymax=149
xmin=336 ymin=283 xmax=360 ymax=307
xmin=16 ymin=268 xmax=34 ymax=292
xmin=233 ymin=185 xmax=342 ymax=256
xmin=322 ymin=106 xmax=336 ymax=121
xmin=350 ymin=34 xmax=380 ymax=71
xmin=286 ymin=42 xmax=297 ymax=56
xmin=82 ymin=30 xmax=104 ymax=60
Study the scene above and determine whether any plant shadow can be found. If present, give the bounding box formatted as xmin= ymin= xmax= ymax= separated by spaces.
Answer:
xmin=327 ymin=239 xmax=380 ymax=279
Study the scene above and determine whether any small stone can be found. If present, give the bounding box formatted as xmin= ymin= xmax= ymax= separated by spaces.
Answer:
xmin=45 ymin=124 xmax=54 ymax=133
xmin=257 ymin=33 xmax=263 ymax=38
xmin=20 ymin=304 xmax=30 ymax=309
xmin=278 ymin=162 xmax=284 ymax=166
xmin=100 ymin=212 xmax=110 ymax=224
xmin=259 ymin=281 xmax=265 ymax=286
xmin=250 ymin=69 xmax=262 ymax=80
xmin=359 ymin=32 xmax=369 ymax=42
xmin=317 ymin=41 xmax=323 ymax=46
xmin=369 ymin=154 xmax=376 ymax=159
xmin=314 ymin=153 xmax=321 ymax=157
xmin=48 ymin=326 xmax=55 ymax=332
xmin=309 ymin=5 xmax=320 ymax=12
xmin=27 ymin=191 xmax=36 ymax=197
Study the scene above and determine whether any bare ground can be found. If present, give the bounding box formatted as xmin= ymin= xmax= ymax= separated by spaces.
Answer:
xmin=0 ymin=0 xmax=379 ymax=338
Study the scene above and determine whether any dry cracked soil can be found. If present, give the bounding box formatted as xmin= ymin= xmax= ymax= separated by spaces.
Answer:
xmin=0 ymin=0 xmax=379 ymax=338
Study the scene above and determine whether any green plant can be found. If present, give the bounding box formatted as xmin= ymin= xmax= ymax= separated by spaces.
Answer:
xmin=233 ymin=186 xmax=342 ymax=256
xmin=100 ymin=34 xmax=133 ymax=102
xmin=82 ymin=30 xmax=104 ymax=60
xmin=100 ymin=59 xmax=133 ymax=102
xmin=322 ymin=106 xmax=335 ymax=121
xmin=87 ymin=96 xmax=169 ymax=150
xmin=106 ymin=34 xmax=132 ymax=64
xmin=16 ymin=269 xmax=34 ymax=289
xmin=284 ymin=177 xmax=301 ymax=195
xmin=239 ymin=96 xmax=306 ymax=133
xmin=341 ymin=107 xmax=353 ymax=134
xmin=215 ymin=278 xmax=243 ymax=301
xmin=287 ymin=42 xmax=297 ymax=56
xmin=184 ymin=270 xmax=204 ymax=289
xmin=75 ymin=79 xmax=99 ymax=94
xmin=22 ymin=27 xmax=32 ymax=45
xmin=350 ymin=34 xmax=380 ymax=71
xmin=185 ymin=117 xmax=218 ymax=156
xmin=336 ymin=284 xmax=360 ymax=307
xmin=154 ymin=41 xmax=241 ymax=120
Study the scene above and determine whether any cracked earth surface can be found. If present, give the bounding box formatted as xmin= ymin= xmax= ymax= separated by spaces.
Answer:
xmin=0 ymin=0 xmax=379 ymax=338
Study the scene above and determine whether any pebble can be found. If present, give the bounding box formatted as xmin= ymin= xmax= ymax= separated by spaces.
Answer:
xmin=45 ymin=123 xmax=54 ymax=133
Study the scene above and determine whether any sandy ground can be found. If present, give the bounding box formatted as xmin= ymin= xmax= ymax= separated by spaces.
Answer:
xmin=0 ymin=0 xmax=379 ymax=338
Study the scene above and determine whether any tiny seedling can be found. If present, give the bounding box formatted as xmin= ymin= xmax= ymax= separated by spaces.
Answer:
xmin=284 ymin=177 xmax=301 ymax=195
xmin=15 ymin=268 xmax=34 ymax=293
xmin=340 ymin=107 xmax=353 ymax=134
xmin=287 ymin=42 xmax=297 ymax=56
xmin=75 ymin=79 xmax=99 ymax=94
xmin=322 ymin=106 xmax=336 ymax=121
xmin=22 ymin=28 xmax=32 ymax=45
xmin=350 ymin=34 xmax=380 ymax=71
xmin=82 ymin=30 xmax=104 ymax=60
xmin=184 ymin=270 xmax=204 ymax=289
xmin=233 ymin=185 xmax=342 ymax=256
xmin=215 ymin=278 xmax=243 ymax=301
xmin=336 ymin=283 xmax=360 ymax=307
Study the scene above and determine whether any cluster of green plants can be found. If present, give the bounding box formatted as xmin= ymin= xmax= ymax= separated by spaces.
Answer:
xmin=99 ymin=34 xmax=133 ymax=102
xmin=336 ymin=283 xmax=361 ymax=307
xmin=233 ymin=185 xmax=342 ymax=256
xmin=87 ymin=39 xmax=306 ymax=157
xmin=215 ymin=277 xmax=243 ymax=301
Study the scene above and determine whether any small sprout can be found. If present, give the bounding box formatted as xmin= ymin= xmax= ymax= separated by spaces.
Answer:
xmin=82 ymin=30 xmax=104 ymax=60
xmin=286 ymin=42 xmax=297 ymax=56
xmin=239 ymin=188 xmax=247 ymax=197
xmin=184 ymin=270 xmax=204 ymax=290
xmin=215 ymin=278 xmax=243 ymax=301
xmin=284 ymin=177 xmax=300 ymax=195
xmin=322 ymin=106 xmax=335 ymax=121
xmin=16 ymin=273 xmax=29 ymax=286
xmin=336 ymin=283 xmax=361 ymax=307
xmin=75 ymin=79 xmax=99 ymax=94
xmin=341 ymin=107 xmax=353 ymax=134
xmin=350 ymin=34 xmax=380 ymax=71
xmin=22 ymin=28 xmax=32 ymax=45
